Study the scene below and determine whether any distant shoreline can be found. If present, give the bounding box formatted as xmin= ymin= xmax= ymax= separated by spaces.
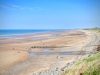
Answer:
xmin=0 ymin=29 xmax=72 ymax=39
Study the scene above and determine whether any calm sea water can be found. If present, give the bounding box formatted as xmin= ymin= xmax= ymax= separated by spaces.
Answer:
xmin=0 ymin=30 xmax=52 ymax=35
xmin=0 ymin=29 xmax=69 ymax=39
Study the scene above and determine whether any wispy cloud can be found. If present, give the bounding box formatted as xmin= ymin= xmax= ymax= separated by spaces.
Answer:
xmin=1 ymin=3 xmax=42 ymax=11
xmin=8 ymin=4 xmax=36 ymax=11
xmin=1 ymin=5 xmax=17 ymax=11
xmin=8 ymin=4 xmax=19 ymax=8
xmin=8 ymin=4 xmax=25 ymax=10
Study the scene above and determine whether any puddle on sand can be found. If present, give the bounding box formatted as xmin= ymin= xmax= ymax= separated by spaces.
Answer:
xmin=29 ymin=52 xmax=37 ymax=57
xmin=43 ymin=49 xmax=50 ymax=52
xmin=29 ymin=51 xmax=90 ymax=56
xmin=29 ymin=48 xmax=50 ymax=57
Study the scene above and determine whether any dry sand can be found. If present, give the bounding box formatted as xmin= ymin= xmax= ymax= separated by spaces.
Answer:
xmin=0 ymin=30 xmax=99 ymax=75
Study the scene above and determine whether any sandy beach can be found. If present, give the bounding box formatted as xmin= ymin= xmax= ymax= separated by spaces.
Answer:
xmin=0 ymin=30 xmax=100 ymax=75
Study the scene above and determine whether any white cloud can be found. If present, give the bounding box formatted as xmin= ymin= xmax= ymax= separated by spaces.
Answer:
xmin=8 ymin=4 xmax=34 ymax=10
xmin=8 ymin=4 xmax=25 ymax=10
xmin=1 ymin=5 xmax=17 ymax=11
xmin=8 ymin=4 xmax=19 ymax=8
xmin=1 ymin=3 xmax=42 ymax=11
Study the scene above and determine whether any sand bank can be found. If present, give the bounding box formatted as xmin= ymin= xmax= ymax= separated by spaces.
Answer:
xmin=0 ymin=30 xmax=99 ymax=75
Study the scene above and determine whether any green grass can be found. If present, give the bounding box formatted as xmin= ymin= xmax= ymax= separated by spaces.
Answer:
xmin=89 ymin=28 xmax=100 ymax=33
xmin=84 ymin=27 xmax=100 ymax=33
xmin=83 ymin=53 xmax=100 ymax=75
xmin=84 ymin=53 xmax=100 ymax=62
xmin=62 ymin=29 xmax=100 ymax=75
xmin=84 ymin=61 xmax=100 ymax=75
xmin=62 ymin=52 xmax=100 ymax=75
xmin=76 ymin=52 xmax=100 ymax=65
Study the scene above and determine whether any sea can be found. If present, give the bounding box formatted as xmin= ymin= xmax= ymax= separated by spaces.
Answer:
xmin=0 ymin=29 xmax=70 ymax=39
xmin=0 ymin=30 xmax=52 ymax=35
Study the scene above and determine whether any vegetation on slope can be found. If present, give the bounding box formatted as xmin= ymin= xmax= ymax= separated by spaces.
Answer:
xmin=84 ymin=27 xmax=100 ymax=33
xmin=62 ymin=28 xmax=100 ymax=75
xmin=62 ymin=52 xmax=100 ymax=75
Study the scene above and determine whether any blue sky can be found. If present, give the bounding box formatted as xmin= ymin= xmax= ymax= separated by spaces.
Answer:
xmin=0 ymin=0 xmax=100 ymax=29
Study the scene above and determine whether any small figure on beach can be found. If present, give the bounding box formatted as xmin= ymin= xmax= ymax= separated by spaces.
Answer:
xmin=18 ymin=51 xmax=20 ymax=53
xmin=61 ymin=68 xmax=64 ymax=71
xmin=25 ymin=47 xmax=27 ymax=49
xmin=13 ymin=48 xmax=14 ymax=50
xmin=57 ymin=56 xmax=60 ymax=58
xmin=56 ymin=68 xmax=58 ymax=71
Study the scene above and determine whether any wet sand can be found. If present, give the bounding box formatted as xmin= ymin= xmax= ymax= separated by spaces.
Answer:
xmin=0 ymin=30 xmax=100 ymax=75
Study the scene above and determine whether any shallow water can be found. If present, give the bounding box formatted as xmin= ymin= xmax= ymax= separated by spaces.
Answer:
xmin=43 ymin=49 xmax=50 ymax=52
xmin=29 ymin=51 xmax=91 ymax=56
xmin=31 ymin=36 xmax=61 ymax=42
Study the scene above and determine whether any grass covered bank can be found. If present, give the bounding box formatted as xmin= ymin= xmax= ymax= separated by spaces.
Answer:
xmin=84 ymin=27 xmax=100 ymax=33
xmin=62 ymin=29 xmax=100 ymax=75
xmin=62 ymin=52 xmax=100 ymax=75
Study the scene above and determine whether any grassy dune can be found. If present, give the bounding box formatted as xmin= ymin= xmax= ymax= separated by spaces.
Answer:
xmin=62 ymin=52 xmax=100 ymax=75
xmin=62 ymin=29 xmax=100 ymax=75
xmin=87 ymin=27 xmax=100 ymax=33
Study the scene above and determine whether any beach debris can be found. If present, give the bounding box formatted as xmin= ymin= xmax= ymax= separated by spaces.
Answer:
xmin=57 ymin=56 xmax=63 ymax=58
xmin=97 ymin=45 xmax=100 ymax=51
xmin=13 ymin=48 xmax=14 ymax=50
xmin=25 ymin=47 xmax=27 ymax=49
xmin=88 ymin=54 xmax=91 ymax=57
xmin=38 ymin=72 xmax=42 ymax=74
xmin=80 ymin=73 xmax=83 ymax=75
xmin=27 ymin=48 xmax=32 ymax=52
xmin=29 ymin=48 xmax=31 ymax=51
xmin=57 ymin=56 xmax=60 ymax=58
xmin=32 ymin=73 xmax=36 ymax=75
xmin=60 ymin=56 xmax=63 ymax=58
xmin=56 ymin=68 xmax=58 ymax=71
xmin=61 ymin=68 xmax=64 ymax=71
xmin=18 ymin=51 xmax=20 ymax=53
